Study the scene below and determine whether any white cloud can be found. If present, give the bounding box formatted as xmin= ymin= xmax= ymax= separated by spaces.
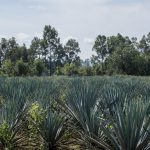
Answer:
xmin=0 ymin=34 xmax=7 ymax=39
xmin=0 ymin=0 xmax=150 ymax=59
xmin=34 ymin=32 xmax=43 ymax=38
xmin=84 ymin=38 xmax=94 ymax=45
xmin=30 ymin=0 xmax=48 ymax=1
xmin=29 ymin=5 xmax=46 ymax=11
xmin=16 ymin=33 xmax=30 ymax=45
xmin=62 ymin=36 xmax=78 ymax=45
xmin=16 ymin=33 xmax=30 ymax=41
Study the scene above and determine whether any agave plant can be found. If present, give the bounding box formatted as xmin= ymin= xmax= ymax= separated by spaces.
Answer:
xmin=0 ymin=95 xmax=29 ymax=150
xmin=0 ymin=96 xmax=4 ymax=109
xmin=59 ymin=78 xmax=113 ymax=149
xmin=97 ymin=84 xmax=150 ymax=150
xmin=38 ymin=110 xmax=68 ymax=150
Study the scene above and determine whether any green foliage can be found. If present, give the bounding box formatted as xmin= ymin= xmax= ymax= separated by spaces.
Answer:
xmin=0 ymin=122 xmax=12 ymax=149
xmin=28 ymin=103 xmax=45 ymax=150
xmin=34 ymin=59 xmax=45 ymax=76
xmin=78 ymin=66 xmax=93 ymax=76
xmin=29 ymin=37 xmax=41 ymax=60
xmin=92 ymin=64 xmax=103 ymax=75
xmin=43 ymin=25 xmax=62 ymax=76
xmin=103 ymin=98 xmax=150 ymax=150
xmin=0 ymin=96 xmax=4 ymax=108
xmin=0 ymin=96 xmax=29 ymax=149
xmin=15 ymin=59 xmax=28 ymax=76
xmin=29 ymin=102 xmax=44 ymax=124
xmin=139 ymin=33 xmax=150 ymax=54
xmin=1 ymin=25 xmax=150 ymax=76
xmin=63 ymin=63 xmax=78 ymax=76
xmin=38 ymin=111 xmax=67 ymax=150
xmin=2 ymin=59 xmax=14 ymax=76
xmin=0 ymin=76 xmax=150 ymax=149
xmin=64 ymin=39 xmax=81 ymax=66
xmin=106 ymin=46 xmax=147 ymax=75
xmin=55 ymin=67 xmax=63 ymax=75
xmin=92 ymin=35 xmax=108 ymax=74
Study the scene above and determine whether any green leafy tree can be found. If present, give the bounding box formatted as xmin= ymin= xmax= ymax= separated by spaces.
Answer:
xmin=64 ymin=39 xmax=81 ymax=66
xmin=55 ymin=66 xmax=63 ymax=75
xmin=21 ymin=44 xmax=28 ymax=63
xmin=6 ymin=37 xmax=19 ymax=62
xmin=42 ymin=25 xmax=61 ymax=76
xmin=78 ymin=66 xmax=93 ymax=76
xmin=2 ymin=59 xmax=14 ymax=76
xmin=92 ymin=35 xmax=108 ymax=73
xmin=107 ymin=34 xmax=132 ymax=54
xmin=0 ymin=38 xmax=9 ymax=67
xmin=15 ymin=59 xmax=28 ymax=76
xmin=131 ymin=37 xmax=138 ymax=49
xmin=139 ymin=33 xmax=150 ymax=54
xmin=106 ymin=46 xmax=147 ymax=75
xmin=54 ymin=43 xmax=66 ymax=67
xmin=29 ymin=37 xmax=41 ymax=61
xmin=63 ymin=63 xmax=78 ymax=76
xmin=92 ymin=64 xmax=103 ymax=75
xmin=34 ymin=59 xmax=45 ymax=76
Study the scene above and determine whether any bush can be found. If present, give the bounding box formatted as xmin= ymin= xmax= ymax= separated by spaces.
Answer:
xmin=15 ymin=59 xmax=28 ymax=76
xmin=63 ymin=63 xmax=78 ymax=76
xmin=34 ymin=59 xmax=45 ymax=76
xmin=1 ymin=59 xmax=14 ymax=76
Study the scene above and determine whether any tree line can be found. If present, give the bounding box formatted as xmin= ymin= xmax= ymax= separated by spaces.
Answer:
xmin=0 ymin=25 xmax=150 ymax=76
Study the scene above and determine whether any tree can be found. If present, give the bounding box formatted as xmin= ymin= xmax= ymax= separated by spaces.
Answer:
xmin=64 ymin=39 xmax=81 ymax=66
xmin=78 ymin=66 xmax=93 ymax=76
xmin=34 ymin=59 xmax=45 ymax=76
xmin=92 ymin=64 xmax=103 ymax=75
xmin=0 ymin=43 xmax=3 ymax=68
xmin=29 ymin=37 xmax=41 ymax=61
xmin=107 ymin=34 xmax=132 ymax=54
xmin=2 ymin=59 xmax=14 ymax=76
xmin=42 ymin=25 xmax=60 ymax=76
xmin=21 ymin=44 xmax=28 ymax=62
xmin=139 ymin=33 xmax=150 ymax=54
xmin=53 ymin=43 xmax=65 ymax=67
xmin=131 ymin=37 xmax=138 ymax=49
xmin=6 ymin=37 xmax=19 ymax=62
xmin=0 ymin=38 xmax=8 ymax=67
xmin=63 ymin=63 xmax=78 ymax=76
xmin=55 ymin=66 xmax=63 ymax=75
xmin=92 ymin=35 xmax=108 ymax=73
xmin=106 ymin=46 xmax=147 ymax=75
xmin=15 ymin=59 xmax=28 ymax=76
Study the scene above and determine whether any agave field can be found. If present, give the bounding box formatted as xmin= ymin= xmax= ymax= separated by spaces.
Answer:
xmin=0 ymin=76 xmax=150 ymax=150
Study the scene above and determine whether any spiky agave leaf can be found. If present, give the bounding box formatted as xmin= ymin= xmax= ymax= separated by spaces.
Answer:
xmin=99 ymin=96 xmax=150 ymax=150
xmin=38 ymin=110 xmax=68 ymax=150
xmin=61 ymin=78 xmax=112 ymax=149
xmin=0 ymin=98 xmax=30 ymax=150
xmin=65 ymin=79 xmax=100 ymax=127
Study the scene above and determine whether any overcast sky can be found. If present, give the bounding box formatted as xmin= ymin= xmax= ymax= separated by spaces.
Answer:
xmin=0 ymin=0 xmax=150 ymax=59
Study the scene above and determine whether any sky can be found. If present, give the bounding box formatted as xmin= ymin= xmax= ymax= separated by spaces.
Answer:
xmin=0 ymin=0 xmax=150 ymax=59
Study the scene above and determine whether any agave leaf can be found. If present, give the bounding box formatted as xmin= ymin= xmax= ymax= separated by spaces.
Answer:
xmin=38 ymin=110 xmax=67 ymax=150
xmin=100 ymin=95 xmax=150 ymax=150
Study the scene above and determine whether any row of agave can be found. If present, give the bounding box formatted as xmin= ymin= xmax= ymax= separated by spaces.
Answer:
xmin=0 ymin=76 xmax=150 ymax=149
